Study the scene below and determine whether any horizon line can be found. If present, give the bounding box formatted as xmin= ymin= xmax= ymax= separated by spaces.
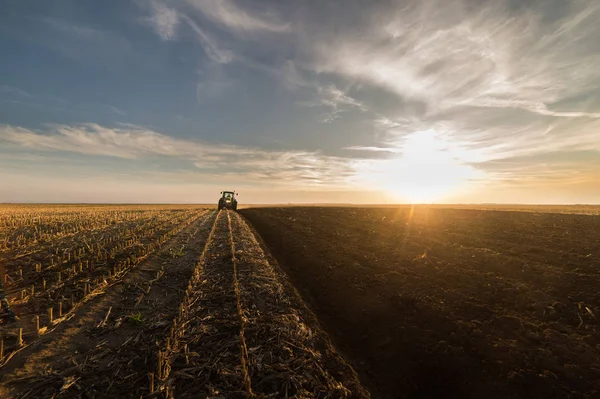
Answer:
xmin=2 ymin=202 xmax=600 ymax=206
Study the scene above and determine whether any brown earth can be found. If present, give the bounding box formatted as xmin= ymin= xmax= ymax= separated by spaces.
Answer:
xmin=240 ymin=206 xmax=600 ymax=399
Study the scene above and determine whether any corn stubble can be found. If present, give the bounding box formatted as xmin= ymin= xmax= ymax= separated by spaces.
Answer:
xmin=0 ymin=205 xmax=368 ymax=398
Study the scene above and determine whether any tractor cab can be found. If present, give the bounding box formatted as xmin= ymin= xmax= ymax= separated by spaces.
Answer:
xmin=218 ymin=191 xmax=238 ymax=211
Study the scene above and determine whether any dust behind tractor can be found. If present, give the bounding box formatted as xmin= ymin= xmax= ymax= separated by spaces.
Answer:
xmin=218 ymin=191 xmax=238 ymax=211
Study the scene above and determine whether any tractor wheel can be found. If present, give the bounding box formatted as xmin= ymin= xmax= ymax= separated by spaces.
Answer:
xmin=232 ymin=203 xmax=237 ymax=211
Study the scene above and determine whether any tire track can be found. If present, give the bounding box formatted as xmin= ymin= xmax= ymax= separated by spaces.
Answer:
xmin=227 ymin=210 xmax=254 ymax=397
xmin=166 ymin=210 xmax=250 ymax=398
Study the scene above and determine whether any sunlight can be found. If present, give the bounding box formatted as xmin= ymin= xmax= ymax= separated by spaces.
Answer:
xmin=358 ymin=129 xmax=483 ymax=203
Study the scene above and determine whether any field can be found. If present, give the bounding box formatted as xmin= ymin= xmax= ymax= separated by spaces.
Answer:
xmin=241 ymin=206 xmax=600 ymax=399
xmin=1 ymin=204 xmax=598 ymax=399
xmin=0 ymin=205 xmax=366 ymax=398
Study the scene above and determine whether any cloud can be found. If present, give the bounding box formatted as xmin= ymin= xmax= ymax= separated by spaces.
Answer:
xmin=278 ymin=61 xmax=366 ymax=122
xmin=279 ymin=60 xmax=308 ymax=90
xmin=0 ymin=123 xmax=355 ymax=188
xmin=298 ymin=84 xmax=367 ymax=123
xmin=145 ymin=0 xmax=180 ymax=40
xmin=459 ymin=98 xmax=600 ymax=118
xmin=104 ymin=105 xmax=127 ymax=116
xmin=184 ymin=0 xmax=290 ymax=33
xmin=0 ymin=168 xmax=386 ymax=204
xmin=0 ymin=124 xmax=167 ymax=159
xmin=140 ymin=2 xmax=238 ymax=103
xmin=356 ymin=112 xmax=600 ymax=198
xmin=344 ymin=146 xmax=402 ymax=154
xmin=141 ymin=1 xmax=234 ymax=63
xmin=297 ymin=0 xmax=600 ymax=116
xmin=181 ymin=15 xmax=235 ymax=64
xmin=278 ymin=0 xmax=600 ymax=194
xmin=316 ymin=85 xmax=366 ymax=111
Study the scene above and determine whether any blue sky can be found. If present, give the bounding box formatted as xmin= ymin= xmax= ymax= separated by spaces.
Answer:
xmin=1 ymin=0 xmax=599 ymax=203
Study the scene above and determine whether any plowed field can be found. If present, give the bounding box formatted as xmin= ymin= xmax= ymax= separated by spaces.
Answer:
xmin=241 ymin=206 xmax=600 ymax=399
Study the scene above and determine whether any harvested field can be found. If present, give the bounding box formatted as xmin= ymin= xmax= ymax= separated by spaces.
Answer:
xmin=241 ymin=206 xmax=600 ymax=399
xmin=0 ymin=205 xmax=366 ymax=398
xmin=0 ymin=205 xmax=205 ymax=367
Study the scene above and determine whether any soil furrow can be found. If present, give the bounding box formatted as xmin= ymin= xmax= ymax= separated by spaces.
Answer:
xmin=240 ymin=206 xmax=600 ymax=399
xmin=169 ymin=210 xmax=247 ymax=398
xmin=226 ymin=211 xmax=254 ymax=396
xmin=229 ymin=211 xmax=370 ymax=398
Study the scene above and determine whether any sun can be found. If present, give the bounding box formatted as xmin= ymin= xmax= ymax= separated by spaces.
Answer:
xmin=358 ymin=129 xmax=482 ymax=203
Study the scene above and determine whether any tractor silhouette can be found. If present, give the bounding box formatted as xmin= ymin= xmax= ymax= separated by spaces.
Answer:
xmin=218 ymin=191 xmax=238 ymax=211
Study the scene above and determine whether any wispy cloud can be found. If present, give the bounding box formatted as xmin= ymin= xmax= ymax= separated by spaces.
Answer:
xmin=184 ymin=0 xmax=290 ymax=33
xmin=355 ymin=111 xmax=600 ymax=196
xmin=141 ymin=1 xmax=234 ymax=63
xmin=299 ymin=0 xmax=600 ymax=115
xmin=279 ymin=61 xmax=366 ymax=122
xmin=0 ymin=123 xmax=355 ymax=188
xmin=104 ymin=105 xmax=127 ymax=116
xmin=181 ymin=15 xmax=235 ymax=64
xmin=344 ymin=146 xmax=402 ymax=154
xmin=279 ymin=60 xmax=309 ymax=90
xmin=460 ymin=98 xmax=600 ymax=118
xmin=144 ymin=0 xmax=180 ymax=40
xmin=299 ymin=84 xmax=367 ymax=123
xmin=141 ymin=1 xmax=237 ymax=101
xmin=315 ymin=85 xmax=365 ymax=111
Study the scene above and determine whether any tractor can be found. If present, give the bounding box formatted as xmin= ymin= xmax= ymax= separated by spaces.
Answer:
xmin=218 ymin=191 xmax=238 ymax=211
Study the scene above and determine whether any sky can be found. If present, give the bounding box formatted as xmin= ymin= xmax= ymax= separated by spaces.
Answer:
xmin=1 ymin=0 xmax=600 ymax=204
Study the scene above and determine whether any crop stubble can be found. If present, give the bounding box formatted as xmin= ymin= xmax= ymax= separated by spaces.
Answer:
xmin=0 ymin=205 xmax=367 ymax=398
xmin=163 ymin=210 xmax=367 ymax=398
xmin=0 ymin=206 xmax=205 ymax=368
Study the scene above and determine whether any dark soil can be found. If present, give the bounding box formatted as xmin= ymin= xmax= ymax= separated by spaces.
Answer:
xmin=240 ymin=206 xmax=600 ymax=399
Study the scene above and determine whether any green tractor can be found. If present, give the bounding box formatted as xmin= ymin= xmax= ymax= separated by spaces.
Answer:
xmin=218 ymin=191 xmax=238 ymax=211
